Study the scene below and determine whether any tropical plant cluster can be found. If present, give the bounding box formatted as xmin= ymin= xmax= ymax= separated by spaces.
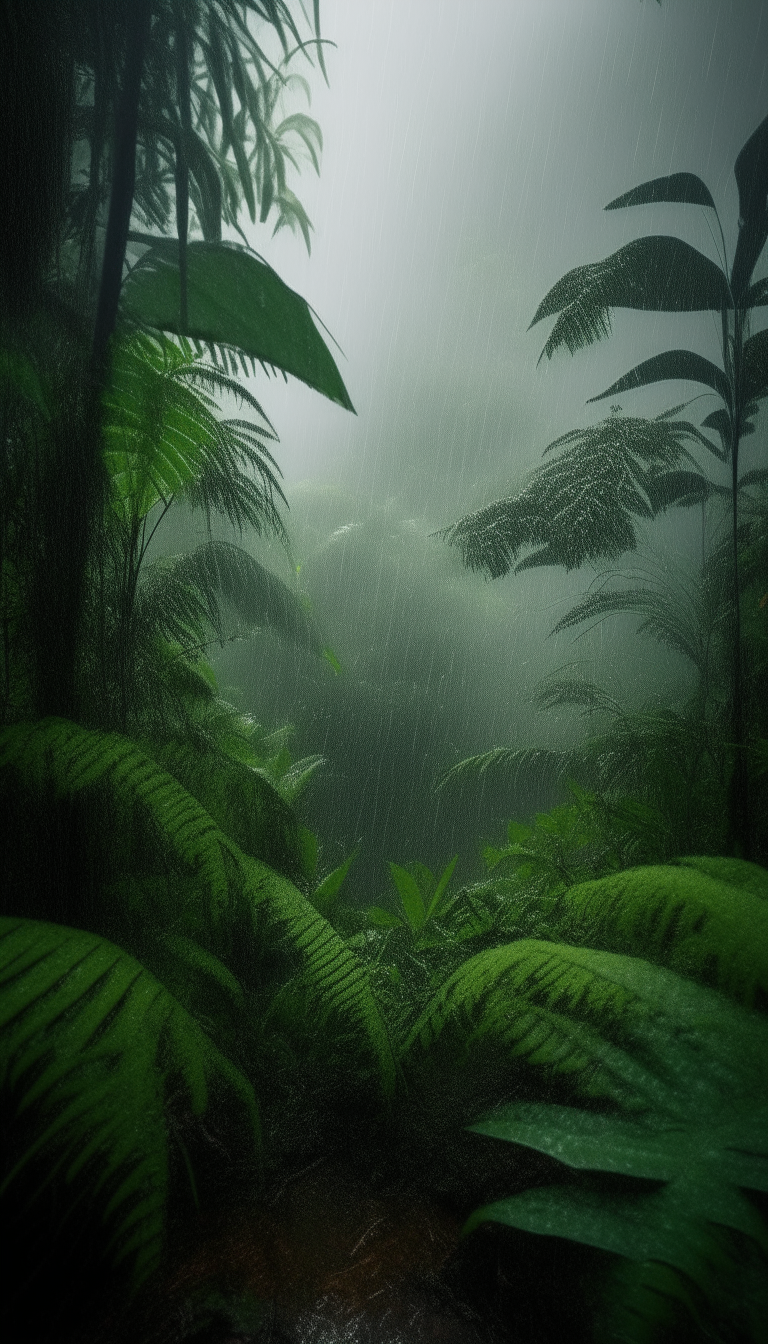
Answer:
xmin=0 ymin=3 xmax=766 ymax=1343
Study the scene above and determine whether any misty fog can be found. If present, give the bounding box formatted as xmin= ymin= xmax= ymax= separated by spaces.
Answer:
xmin=168 ymin=0 xmax=767 ymax=890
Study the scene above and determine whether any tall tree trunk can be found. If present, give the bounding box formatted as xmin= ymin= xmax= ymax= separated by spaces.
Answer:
xmin=32 ymin=0 xmax=152 ymax=722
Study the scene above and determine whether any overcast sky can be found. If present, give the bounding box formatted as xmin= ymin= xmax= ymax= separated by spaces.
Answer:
xmin=243 ymin=0 xmax=766 ymax=524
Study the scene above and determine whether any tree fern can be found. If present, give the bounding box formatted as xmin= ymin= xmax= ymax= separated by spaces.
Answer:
xmin=555 ymin=862 xmax=768 ymax=1008
xmin=0 ymin=915 xmax=257 ymax=1286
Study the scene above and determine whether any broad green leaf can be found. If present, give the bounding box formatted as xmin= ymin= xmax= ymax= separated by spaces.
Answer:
xmin=587 ymin=349 xmax=731 ymax=409
xmin=530 ymin=237 xmax=730 ymax=362
xmin=426 ymin=855 xmax=459 ymax=919
xmin=120 ymin=240 xmax=355 ymax=412
xmin=468 ymin=1102 xmax=768 ymax=1188
xmin=367 ymin=906 xmax=402 ymax=929
xmin=389 ymin=862 xmax=427 ymax=931
xmin=605 ymin=172 xmax=716 ymax=212
xmin=743 ymin=329 xmax=768 ymax=403
xmin=462 ymin=1181 xmax=757 ymax=1286
xmin=312 ymin=849 xmax=358 ymax=911
xmin=732 ymin=114 xmax=768 ymax=300
xmin=701 ymin=407 xmax=732 ymax=451
xmin=745 ymin=276 xmax=768 ymax=308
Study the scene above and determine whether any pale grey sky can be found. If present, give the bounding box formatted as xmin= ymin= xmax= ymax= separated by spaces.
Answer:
xmin=243 ymin=0 xmax=766 ymax=520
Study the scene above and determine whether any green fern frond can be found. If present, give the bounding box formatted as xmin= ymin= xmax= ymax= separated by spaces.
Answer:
xmin=242 ymin=855 xmax=397 ymax=1096
xmin=102 ymin=331 xmax=286 ymax=535
xmin=0 ymin=916 xmax=257 ymax=1286
xmin=0 ymin=719 xmax=240 ymax=917
xmin=406 ymin=933 xmax=766 ymax=1113
xmin=436 ymin=746 xmax=572 ymax=792
xmin=673 ymin=855 xmax=768 ymax=899
xmin=150 ymin=735 xmax=300 ymax=876
xmin=556 ymin=864 xmax=768 ymax=1007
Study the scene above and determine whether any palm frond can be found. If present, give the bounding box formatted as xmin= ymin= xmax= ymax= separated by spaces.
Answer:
xmin=0 ymin=916 xmax=257 ymax=1286
xmin=530 ymin=237 xmax=730 ymax=362
xmin=550 ymin=557 xmax=731 ymax=677
xmin=534 ymin=670 xmax=625 ymax=718
xmin=556 ymin=863 xmax=768 ymax=1007
xmin=436 ymin=746 xmax=573 ymax=792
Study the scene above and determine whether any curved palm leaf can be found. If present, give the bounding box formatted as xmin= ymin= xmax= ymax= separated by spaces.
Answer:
xmin=550 ymin=558 xmax=730 ymax=677
xmin=0 ymin=915 xmax=257 ymax=1286
xmin=436 ymin=745 xmax=573 ymax=793
xmin=605 ymin=172 xmax=717 ymax=212
xmin=155 ymin=539 xmax=322 ymax=654
xmin=587 ymin=349 xmax=732 ymax=411
xmin=673 ymin=855 xmax=768 ymax=899
xmin=731 ymin=112 xmax=768 ymax=301
xmin=530 ymin=237 xmax=730 ymax=362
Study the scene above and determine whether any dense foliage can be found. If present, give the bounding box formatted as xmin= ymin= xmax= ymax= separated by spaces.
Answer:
xmin=0 ymin=4 xmax=765 ymax=1343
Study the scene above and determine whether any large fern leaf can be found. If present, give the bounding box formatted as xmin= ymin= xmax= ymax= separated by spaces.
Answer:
xmin=405 ymin=937 xmax=764 ymax=1114
xmin=0 ymin=916 xmax=257 ymax=1285
xmin=102 ymin=331 xmax=286 ymax=535
xmin=1 ymin=719 xmax=397 ymax=1094
xmin=0 ymin=718 xmax=240 ymax=917
xmin=556 ymin=863 xmax=768 ymax=1008
xmin=242 ymin=855 xmax=397 ymax=1097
